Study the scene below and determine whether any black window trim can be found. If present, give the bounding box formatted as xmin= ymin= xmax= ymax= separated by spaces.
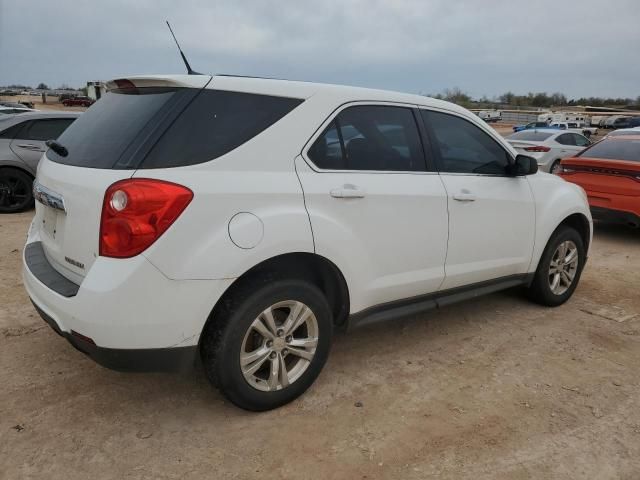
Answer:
xmin=418 ymin=107 xmax=516 ymax=178
xmin=302 ymin=100 xmax=436 ymax=174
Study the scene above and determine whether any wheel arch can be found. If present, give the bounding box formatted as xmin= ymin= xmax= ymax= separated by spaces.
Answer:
xmin=0 ymin=162 xmax=35 ymax=179
xmin=200 ymin=252 xmax=351 ymax=347
xmin=558 ymin=212 xmax=591 ymax=253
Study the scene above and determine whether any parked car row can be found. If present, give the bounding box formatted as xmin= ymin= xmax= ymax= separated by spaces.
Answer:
xmin=506 ymin=129 xmax=592 ymax=174
xmin=512 ymin=121 xmax=597 ymax=138
xmin=0 ymin=111 xmax=79 ymax=212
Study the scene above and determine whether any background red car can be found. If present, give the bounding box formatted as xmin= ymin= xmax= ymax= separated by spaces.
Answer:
xmin=558 ymin=134 xmax=640 ymax=227
xmin=62 ymin=96 xmax=94 ymax=107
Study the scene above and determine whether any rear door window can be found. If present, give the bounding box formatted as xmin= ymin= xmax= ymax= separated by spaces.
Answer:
xmin=572 ymin=134 xmax=590 ymax=147
xmin=21 ymin=118 xmax=75 ymax=141
xmin=307 ymin=105 xmax=426 ymax=171
xmin=0 ymin=121 xmax=27 ymax=139
xmin=556 ymin=133 xmax=576 ymax=146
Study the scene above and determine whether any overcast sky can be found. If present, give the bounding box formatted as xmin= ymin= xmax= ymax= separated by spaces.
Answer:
xmin=1 ymin=0 xmax=639 ymax=99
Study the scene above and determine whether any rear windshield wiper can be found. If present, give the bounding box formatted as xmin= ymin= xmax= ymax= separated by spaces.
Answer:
xmin=45 ymin=139 xmax=68 ymax=157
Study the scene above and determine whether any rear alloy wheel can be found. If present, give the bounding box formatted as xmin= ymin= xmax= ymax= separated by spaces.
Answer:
xmin=527 ymin=225 xmax=585 ymax=306
xmin=0 ymin=168 xmax=34 ymax=213
xmin=201 ymin=278 xmax=332 ymax=411
xmin=550 ymin=160 xmax=561 ymax=174
xmin=240 ymin=300 xmax=319 ymax=392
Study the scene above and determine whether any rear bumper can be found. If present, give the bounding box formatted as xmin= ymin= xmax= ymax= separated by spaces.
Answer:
xmin=31 ymin=300 xmax=197 ymax=372
xmin=22 ymin=235 xmax=234 ymax=372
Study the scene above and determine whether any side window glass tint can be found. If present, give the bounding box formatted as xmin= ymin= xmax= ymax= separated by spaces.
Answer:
xmin=573 ymin=134 xmax=589 ymax=147
xmin=307 ymin=121 xmax=344 ymax=169
xmin=24 ymin=119 xmax=74 ymax=141
xmin=422 ymin=110 xmax=509 ymax=174
xmin=337 ymin=105 xmax=425 ymax=171
xmin=0 ymin=121 xmax=27 ymax=139
xmin=142 ymin=90 xmax=303 ymax=169
xmin=556 ymin=134 xmax=575 ymax=146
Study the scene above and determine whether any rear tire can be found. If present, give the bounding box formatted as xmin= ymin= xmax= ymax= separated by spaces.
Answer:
xmin=550 ymin=160 xmax=561 ymax=174
xmin=527 ymin=225 xmax=585 ymax=306
xmin=0 ymin=168 xmax=34 ymax=213
xmin=201 ymin=277 xmax=333 ymax=411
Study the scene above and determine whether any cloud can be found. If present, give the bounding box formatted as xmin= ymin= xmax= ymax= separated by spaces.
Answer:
xmin=1 ymin=0 xmax=639 ymax=98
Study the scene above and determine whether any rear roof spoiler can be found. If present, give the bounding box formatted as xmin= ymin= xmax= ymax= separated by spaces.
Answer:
xmin=105 ymin=75 xmax=212 ymax=91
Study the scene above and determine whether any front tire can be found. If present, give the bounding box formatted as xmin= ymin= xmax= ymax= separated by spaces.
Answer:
xmin=527 ymin=225 xmax=585 ymax=306
xmin=201 ymin=277 xmax=333 ymax=411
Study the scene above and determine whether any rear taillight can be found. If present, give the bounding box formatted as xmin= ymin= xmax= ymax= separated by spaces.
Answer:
xmin=100 ymin=179 xmax=193 ymax=258
xmin=524 ymin=145 xmax=551 ymax=152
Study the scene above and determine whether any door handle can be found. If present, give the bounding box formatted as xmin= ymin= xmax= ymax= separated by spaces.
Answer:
xmin=16 ymin=143 xmax=44 ymax=152
xmin=330 ymin=184 xmax=366 ymax=199
xmin=452 ymin=192 xmax=476 ymax=202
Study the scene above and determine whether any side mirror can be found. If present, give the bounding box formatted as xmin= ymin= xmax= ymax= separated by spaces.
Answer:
xmin=507 ymin=155 xmax=538 ymax=176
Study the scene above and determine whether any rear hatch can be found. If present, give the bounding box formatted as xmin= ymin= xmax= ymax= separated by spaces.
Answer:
xmin=32 ymin=75 xmax=211 ymax=282
xmin=560 ymin=136 xmax=640 ymax=197
xmin=560 ymin=157 xmax=640 ymax=196
xmin=506 ymin=131 xmax=555 ymax=157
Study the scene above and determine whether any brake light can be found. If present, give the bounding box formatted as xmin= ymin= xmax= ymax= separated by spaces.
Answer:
xmin=100 ymin=179 xmax=193 ymax=258
xmin=524 ymin=145 xmax=551 ymax=152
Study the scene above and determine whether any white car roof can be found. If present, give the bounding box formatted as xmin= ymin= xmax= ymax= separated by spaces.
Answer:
xmin=108 ymin=74 xmax=471 ymax=116
xmin=612 ymin=126 xmax=640 ymax=132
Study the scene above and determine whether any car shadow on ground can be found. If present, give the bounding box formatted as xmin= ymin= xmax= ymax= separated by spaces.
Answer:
xmin=593 ymin=220 xmax=639 ymax=241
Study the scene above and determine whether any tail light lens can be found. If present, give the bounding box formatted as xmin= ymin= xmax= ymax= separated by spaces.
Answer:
xmin=524 ymin=145 xmax=551 ymax=152
xmin=100 ymin=179 xmax=193 ymax=258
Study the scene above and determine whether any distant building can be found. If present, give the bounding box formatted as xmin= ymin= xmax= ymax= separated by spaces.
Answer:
xmin=86 ymin=81 xmax=106 ymax=101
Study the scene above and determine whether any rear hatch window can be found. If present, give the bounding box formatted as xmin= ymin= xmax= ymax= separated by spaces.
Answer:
xmin=579 ymin=137 xmax=640 ymax=162
xmin=508 ymin=131 xmax=554 ymax=141
xmin=47 ymin=87 xmax=303 ymax=169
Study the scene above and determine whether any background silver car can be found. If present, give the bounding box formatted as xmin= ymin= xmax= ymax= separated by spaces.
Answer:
xmin=506 ymin=128 xmax=591 ymax=174
xmin=0 ymin=111 xmax=79 ymax=213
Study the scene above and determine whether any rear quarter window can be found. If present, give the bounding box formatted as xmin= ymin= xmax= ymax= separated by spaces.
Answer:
xmin=140 ymin=90 xmax=303 ymax=169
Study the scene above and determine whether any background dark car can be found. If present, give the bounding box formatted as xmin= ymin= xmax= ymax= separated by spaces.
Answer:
xmin=62 ymin=96 xmax=94 ymax=107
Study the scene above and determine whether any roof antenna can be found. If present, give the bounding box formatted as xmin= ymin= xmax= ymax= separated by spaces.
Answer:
xmin=166 ymin=20 xmax=201 ymax=75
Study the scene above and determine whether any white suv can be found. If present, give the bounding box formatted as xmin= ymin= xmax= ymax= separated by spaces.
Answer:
xmin=23 ymin=75 xmax=592 ymax=411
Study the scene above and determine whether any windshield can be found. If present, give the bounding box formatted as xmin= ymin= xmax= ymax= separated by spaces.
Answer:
xmin=579 ymin=137 xmax=640 ymax=162
xmin=508 ymin=131 xmax=553 ymax=141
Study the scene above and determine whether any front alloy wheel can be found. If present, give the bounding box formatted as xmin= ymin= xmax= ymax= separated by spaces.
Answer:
xmin=527 ymin=225 xmax=585 ymax=306
xmin=548 ymin=240 xmax=579 ymax=295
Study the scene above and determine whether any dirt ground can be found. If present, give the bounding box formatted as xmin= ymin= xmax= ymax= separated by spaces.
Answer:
xmin=1 ymin=209 xmax=640 ymax=479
